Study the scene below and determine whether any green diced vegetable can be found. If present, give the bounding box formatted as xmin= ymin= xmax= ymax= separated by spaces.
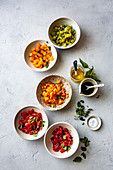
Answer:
xmin=51 ymin=24 xmax=76 ymax=47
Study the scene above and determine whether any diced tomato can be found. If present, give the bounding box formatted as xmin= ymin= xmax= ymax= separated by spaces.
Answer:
xmin=37 ymin=121 xmax=41 ymax=126
xmin=50 ymin=126 xmax=73 ymax=154
xmin=19 ymin=120 xmax=23 ymax=125
xmin=34 ymin=130 xmax=38 ymax=134
xmin=60 ymin=148 xmax=65 ymax=153
xmin=29 ymin=131 xmax=34 ymax=135
xmin=38 ymin=113 xmax=41 ymax=117
xmin=53 ymin=144 xmax=59 ymax=152
xmin=18 ymin=109 xmax=45 ymax=137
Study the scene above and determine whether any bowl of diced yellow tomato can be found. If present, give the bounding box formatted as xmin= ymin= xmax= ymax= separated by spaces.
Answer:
xmin=36 ymin=75 xmax=72 ymax=111
xmin=24 ymin=40 xmax=57 ymax=72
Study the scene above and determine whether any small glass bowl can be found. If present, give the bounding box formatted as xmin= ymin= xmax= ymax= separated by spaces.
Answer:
xmin=70 ymin=64 xmax=85 ymax=83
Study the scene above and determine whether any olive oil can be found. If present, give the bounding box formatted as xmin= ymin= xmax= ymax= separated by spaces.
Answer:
xmin=71 ymin=65 xmax=85 ymax=83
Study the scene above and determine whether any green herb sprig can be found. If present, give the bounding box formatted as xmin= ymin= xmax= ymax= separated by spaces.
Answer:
xmin=73 ymin=137 xmax=90 ymax=162
xmin=74 ymin=100 xmax=93 ymax=122
xmin=79 ymin=58 xmax=101 ymax=82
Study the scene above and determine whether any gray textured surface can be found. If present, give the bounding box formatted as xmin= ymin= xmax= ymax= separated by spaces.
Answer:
xmin=0 ymin=0 xmax=113 ymax=170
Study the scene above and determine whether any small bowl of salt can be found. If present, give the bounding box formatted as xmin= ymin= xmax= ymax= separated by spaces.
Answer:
xmin=86 ymin=115 xmax=102 ymax=131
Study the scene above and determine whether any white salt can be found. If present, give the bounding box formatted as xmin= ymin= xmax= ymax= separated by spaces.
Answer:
xmin=88 ymin=117 xmax=98 ymax=128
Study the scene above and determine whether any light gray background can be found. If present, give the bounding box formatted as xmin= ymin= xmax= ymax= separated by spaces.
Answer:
xmin=0 ymin=0 xmax=113 ymax=170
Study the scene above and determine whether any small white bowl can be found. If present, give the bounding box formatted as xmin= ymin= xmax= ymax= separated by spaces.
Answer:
xmin=24 ymin=40 xmax=57 ymax=72
xmin=44 ymin=122 xmax=79 ymax=158
xmin=48 ymin=17 xmax=81 ymax=49
xmin=86 ymin=115 xmax=102 ymax=131
xmin=79 ymin=78 xmax=98 ymax=97
xmin=14 ymin=106 xmax=48 ymax=140
xmin=36 ymin=75 xmax=72 ymax=111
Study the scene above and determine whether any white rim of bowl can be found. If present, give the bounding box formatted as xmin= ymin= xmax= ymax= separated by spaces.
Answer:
xmin=47 ymin=16 xmax=81 ymax=49
xmin=36 ymin=74 xmax=72 ymax=111
xmin=14 ymin=105 xmax=49 ymax=140
xmin=44 ymin=122 xmax=79 ymax=158
xmin=24 ymin=40 xmax=57 ymax=72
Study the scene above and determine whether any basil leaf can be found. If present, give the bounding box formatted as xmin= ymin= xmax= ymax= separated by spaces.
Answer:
xmin=80 ymin=100 xmax=84 ymax=103
xmin=53 ymin=105 xmax=56 ymax=108
xmin=63 ymin=135 xmax=67 ymax=139
xmin=80 ymin=137 xmax=90 ymax=147
xmin=41 ymin=123 xmax=44 ymax=127
xmin=81 ymin=147 xmax=87 ymax=151
xmin=80 ymin=117 xmax=85 ymax=121
xmin=33 ymin=134 xmax=38 ymax=137
xmin=40 ymin=120 xmax=45 ymax=123
xmin=61 ymin=143 xmax=64 ymax=148
xmin=81 ymin=152 xmax=86 ymax=159
xmin=46 ymin=61 xmax=49 ymax=68
xmin=34 ymin=117 xmax=38 ymax=123
xmin=96 ymin=95 xmax=100 ymax=99
xmin=85 ymin=66 xmax=94 ymax=77
xmin=73 ymin=156 xmax=82 ymax=162
xmin=67 ymin=129 xmax=70 ymax=133
xmin=63 ymin=146 xmax=67 ymax=150
xmin=19 ymin=124 xmax=22 ymax=130
xmin=79 ymin=58 xmax=89 ymax=68
xmin=30 ymin=119 xmax=34 ymax=123
xmin=48 ymin=46 xmax=51 ymax=50
xmin=31 ymin=130 xmax=35 ymax=133
xmin=67 ymin=146 xmax=71 ymax=152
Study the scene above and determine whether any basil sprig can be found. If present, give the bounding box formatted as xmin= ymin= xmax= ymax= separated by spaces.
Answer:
xmin=79 ymin=58 xmax=101 ymax=82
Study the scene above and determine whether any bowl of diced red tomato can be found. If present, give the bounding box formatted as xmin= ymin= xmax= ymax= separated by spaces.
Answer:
xmin=44 ymin=122 xmax=79 ymax=158
xmin=24 ymin=40 xmax=57 ymax=72
xmin=14 ymin=106 xmax=48 ymax=140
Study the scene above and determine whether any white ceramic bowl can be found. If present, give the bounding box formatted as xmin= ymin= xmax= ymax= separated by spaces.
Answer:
xmin=44 ymin=122 xmax=79 ymax=158
xmin=24 ymin=40 xmax=57 ymax=72
xmin=14 ymin=106 xmax=48 ymax=140
xmin=79 ymin=78 xmax=98 ymax=97
xmin=86 ymin=115 xmax=102 ymax=131
xmin=36 ymin=75 xmax=72 ymax=111
xmin=48 ymin=17 xmax=81 ymax=49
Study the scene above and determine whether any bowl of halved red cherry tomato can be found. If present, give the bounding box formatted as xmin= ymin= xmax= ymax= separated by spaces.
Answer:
xmin=44 ymin=122 xmax=79 ymax=158
xmin=24 ymin=40 xmax=57 ymax=72
xmin=14 ymin=106 xmax=48 ymax=140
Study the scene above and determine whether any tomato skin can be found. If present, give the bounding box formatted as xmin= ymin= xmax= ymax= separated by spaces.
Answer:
xmin=19 ymin=120 xmax=23 ymax=125
xmin=60 ymin=148 xmax=65 ymax=153
xmin=39 ymin=127 xmax=42 ymax=130
xmin=37 ymin=121 xmax=41 ymax=126
xmin=38 ymin=113 xmax=41 ymax=117
xmin=34 ymin=130 xmax=38 ymax=134
xmin=30 ymin=109 xmax=34 ymax=113
xmin=53 ymin=144 xmax=59 ymax=152
xmin=29 ymin=131 xmax=33 ymax=135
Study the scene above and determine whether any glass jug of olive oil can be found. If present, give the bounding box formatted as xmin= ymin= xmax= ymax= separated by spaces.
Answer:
xmin=70 ymin=65 xmax=85 ymax=83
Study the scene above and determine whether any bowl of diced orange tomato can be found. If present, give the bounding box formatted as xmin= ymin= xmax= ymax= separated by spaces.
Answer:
xmin=24 ymin=40 xmax=57 ymax=72
xmin=36 ymin=75 xmax=72 ymax=111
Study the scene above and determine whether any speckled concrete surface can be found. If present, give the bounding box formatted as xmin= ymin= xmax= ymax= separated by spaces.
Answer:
xmin=0 ymin=0 xmax=113 ymax=170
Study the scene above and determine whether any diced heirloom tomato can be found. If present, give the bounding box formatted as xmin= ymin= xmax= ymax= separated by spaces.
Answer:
xmin=18 ymin=109 xmax=45 ymax=137
xmin=50 ymin=126 xmax=73 ymax=154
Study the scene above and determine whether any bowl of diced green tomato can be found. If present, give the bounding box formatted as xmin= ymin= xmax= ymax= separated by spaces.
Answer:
xmin=48 ymin=17 xmax=81 ymax=49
